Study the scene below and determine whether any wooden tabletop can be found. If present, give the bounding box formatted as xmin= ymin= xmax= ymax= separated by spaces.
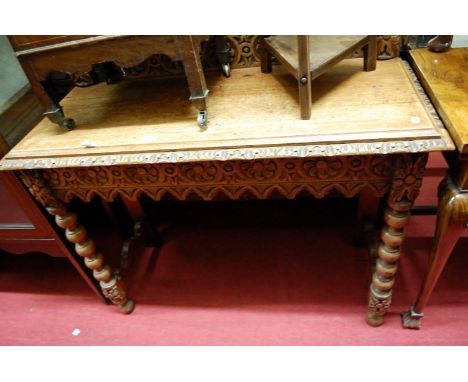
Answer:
xmin=409 ymin=48 xmax=468 ymax=155
xmin=0 ymin=58 xmax=453 ymax=170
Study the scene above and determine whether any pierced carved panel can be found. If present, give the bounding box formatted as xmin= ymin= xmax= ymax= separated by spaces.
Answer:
xmin=121 ymin=35 xmax=400 ymax=80
xmin=54 ymin=35 xmax=402 ymax=87
xmin=377 ymin=35 xmax=401 ymax=60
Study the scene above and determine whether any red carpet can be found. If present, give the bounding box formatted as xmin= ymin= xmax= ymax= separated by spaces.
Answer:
xmin=1 ymin=152 xmax=467 ymax=345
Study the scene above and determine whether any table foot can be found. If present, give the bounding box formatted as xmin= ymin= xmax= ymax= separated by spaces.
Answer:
xmin=367 ymin=284 xmax=391 ymax=326
xmin=401 ymin=305 xmax=424 ymax=329
xmin=118 ymin=298 xmax=136 ymax=314
xmin=366 ymin=312 xmax=385 ymax=327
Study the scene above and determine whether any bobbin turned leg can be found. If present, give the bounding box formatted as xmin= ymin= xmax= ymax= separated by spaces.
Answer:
xmin=367 ymin=199 xmax=410 ymax=326
xmin=402 ymin=175 xmax=468 ymax=329
xmin=49 ymin=205 xmax=135 ymax=314
xmin=366 ymin=153 xmax=428 ymax=326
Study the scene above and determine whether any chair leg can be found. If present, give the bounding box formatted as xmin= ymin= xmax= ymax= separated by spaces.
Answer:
xmin=177 ymin=36 xmax=209 ymax=129
xmin=363 ymin=36 xmax=377 ymax=72
xmin=297 ymin=36 xmax=312 ymax=119
xmin=260 ymin=37 xmax=273 ymax=73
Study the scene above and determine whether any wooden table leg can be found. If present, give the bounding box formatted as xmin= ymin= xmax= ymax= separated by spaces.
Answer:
xmin=353 ymin=188 xmax=380 ymax=248
xmin=366 ymin=153 xmax=428 ymax=326
xmin=402 ymin=174 xmax=468 ymax=329
xmin=121 ymin=196 xmax=161 ymax=247
xmin=21 ymin=171 xmax=135 ymax=314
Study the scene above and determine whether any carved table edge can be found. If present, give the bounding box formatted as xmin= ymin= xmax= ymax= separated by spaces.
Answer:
xmin=0 ymin=138 xmax=455 ymax=171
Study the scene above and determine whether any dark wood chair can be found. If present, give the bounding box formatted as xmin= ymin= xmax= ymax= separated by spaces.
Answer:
xmin=8 ymin=35 xmax=214 ymax=130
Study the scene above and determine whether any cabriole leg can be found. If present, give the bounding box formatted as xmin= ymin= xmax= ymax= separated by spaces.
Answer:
xmin=402 ymin=175 xmax=467 ymax=329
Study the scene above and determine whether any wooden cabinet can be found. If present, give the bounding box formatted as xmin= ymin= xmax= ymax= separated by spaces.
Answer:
xmin=0 ymin=94 xmax=105 ymax=302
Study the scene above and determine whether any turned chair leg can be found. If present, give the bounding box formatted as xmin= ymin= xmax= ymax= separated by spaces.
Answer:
xmin=363 ymin=36 xmax=377 ymax=72
xmin=402 ymin=175 xmax=468 ymax=329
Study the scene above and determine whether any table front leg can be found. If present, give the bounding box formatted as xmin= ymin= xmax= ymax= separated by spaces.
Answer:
xmin=366 ymin=153 xmax=428 ymax=326
xmin=367 ymin=198 xmax=410 ymax=326
xmin=402 ymin=174 xmax=468 ymax=329
xmin=21 ymin=171 xmax=135 ymax=314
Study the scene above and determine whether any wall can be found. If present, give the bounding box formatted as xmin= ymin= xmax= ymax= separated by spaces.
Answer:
xmin=0 ymin=36 xmax=29 ymax=114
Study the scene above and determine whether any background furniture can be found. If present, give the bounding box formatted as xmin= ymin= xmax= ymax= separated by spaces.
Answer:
xmin=8 ymin=35 xmax=217 ymax=129
xmin=0 ymin=103 xmax=105 ymax=303
xmin=402 ymin=47 xmax=468 ymax=329
xmin=428 ymin=35 xmax=453 ymax=52
xmin=0 ymin=55 xmax=453 ymax=323
xmin=261 ymin=35 xmax=377 ymax=119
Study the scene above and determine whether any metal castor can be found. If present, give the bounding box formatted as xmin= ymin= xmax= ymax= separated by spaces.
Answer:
xmin=222 ymin=63 xmax=231 ymax=78
xmin=44 ymin=106 xmax=76 ymax=130
xmin=197 ymin=110 xmax=208 ymax=130
xmin=62 ymin=118 xmax=76 ymax=130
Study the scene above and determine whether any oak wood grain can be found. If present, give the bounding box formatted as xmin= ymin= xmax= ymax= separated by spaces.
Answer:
xmin=1 ymin=58 xmax=452 ymax=168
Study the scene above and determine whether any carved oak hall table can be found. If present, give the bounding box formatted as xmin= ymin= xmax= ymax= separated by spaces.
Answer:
xmin=0 ymin=58 xmax=453 ymax=324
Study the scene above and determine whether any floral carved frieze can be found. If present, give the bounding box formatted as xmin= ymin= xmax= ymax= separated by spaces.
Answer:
xmin=19 ymin=156 xmax=400 ymax=204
